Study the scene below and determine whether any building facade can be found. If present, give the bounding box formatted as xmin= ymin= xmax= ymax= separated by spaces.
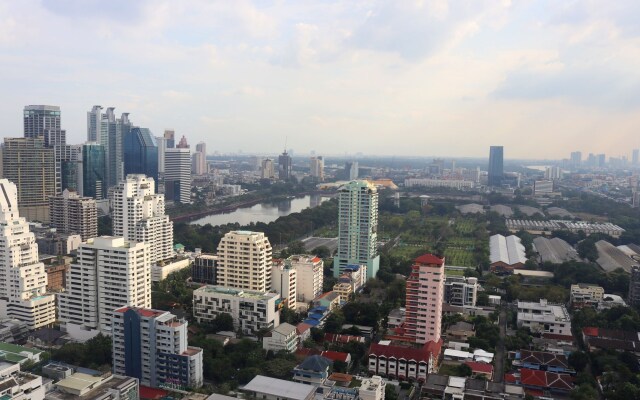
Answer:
xmin=444 ymin=276 xmax=478 ymax=307
xmin=262 ymin=322 xmax=297 ymax=353
xmin=310 ymin=156 xmax=324 ymax=181
xmin=79 ymin=142 xmax=107 ymax=199
xmin=288 ymin=255 xmax=324 ymax=304
xmin=333 ymin=180 xmax=380 ymax=279
xmin=49 ymin=189 xmax=98 ymax=241
xmin=112 ymin=307 xmax=203 ymax=389
xmin=192 ymin=142 xmax=207 ymax=175
xmin=629 ymin=266 xmax=640 ymax=307
xmin=516 ymin=299 xmax=572 ymax=336
xmin=0 ymin=179 xmax=56 ymax=330
xmin=216 ymin=231 xmax=273 ymax=292
xmin=164 ymin=148 xmax=191 ymax=204
xmin=192 ymin=253 xmax=218 ymax=285
xmin=488 ymin=146 xmax=504 ymax=187
xmin=272 ymin=261 xmax=297 ymax=308
xmin=278 ymin=150 xmax=292 ymax=180
xmin=123 ymin=127 xmax=159 ymax=183
xmin=404 ymin=254 xmax=445 ymax=344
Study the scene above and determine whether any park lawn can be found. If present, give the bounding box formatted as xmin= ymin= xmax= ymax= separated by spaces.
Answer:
xmin=444 ymin=247 xmax=475 ymax=267
xmin=390 ymin=244 xmax=432 ymax=259
xmin=453 ymin=218 xmax=477 ymax=235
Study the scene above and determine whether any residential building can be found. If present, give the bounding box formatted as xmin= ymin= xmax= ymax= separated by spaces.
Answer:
xmin=518 ymin=368 xmax=574 ymax=396
xmin=313 ymin=292 xmax=341 ymax=311
xmin=387 ymin=308 xmax=405 ymax=329
xmin=49 ymin=189 xmax=98 ymax=241
xmin=192 ymin=142 xmax=207 ymax=175
xmin=49 ymin=374 xmax=138 ymax=400
xmin=151 ymin=257 xmax=191 ymax=282
xmin=403 ymin=179 xmax=475 ymax=189
xmin=310 ymin=156 xmax=324 ymax=181
xmin=242 ymin=375 xmax=315 ymax=400
xmin=288 ymin=255 xmax=323 ymax=303
xmin=629 ymin=266 xmax=640 ymax=307
xmin=367 ymin=341 xmax=442 ymax=382
xmin=404 ymin=254 xmax=445 ymax=344
xmin=79 ymin=142 xmax=107 ymax=199
xmin=112 ymin=307 xmax=203 ymax=389
xmin=514 ymin=350 xmax=574 ymax=375
xmin=263 ymin=322 xmax=297 ymax=353
xmin=216 ymin=231 xmax=272 ymax=292
xmin=293 ymin=355 xmax=331 ymax=385
xmin=516 ymin=299 xmax=572 ymax=336
xmin=192 ymin=286 xmax=280 ymax=335
xmin=165 ymin=148 xmax=191 ymax=204
xmin=58 ymin=236 xmax=151 ymax=339
xmin=261 ymin=158 xmax=275 ymax=179
xmin=43 ymin=255 xmax=72 ymax=292
xmin=359 ymin=375 xmax=386 ymax=400
xmin=0 ymin=361 xmax=45 ymax=399
xmin=489 ymin=234 xmax=527 ymax=273
xmin=110 ymin=174 xmax=173 ymax=264
xmin=272 ymin=261 xmax=297 ymax=308
xmin=333 ymin=180 xmax=380 ymax=279
xmin=0 ymin=179 xmax=56 ymax=329
xmin=2 ymin=137 xmax=57 ymax=222
xmin=488 ymin=146 xmax=504 ymax=187
xmin=570 ymin=284 xmax=605 ymax=308
xmin=444 ymin=276 xmax=478 ymax=307
xmin=533 ymin=180 xmax=554 ymax=195
xmin=192 ymin=253 xmax=218 ymax=285
xmin=35 ymin=231 xmax=81 ymax=256
xmin=123 ymin=127 xmax=159 ymax=183
xmin=278 ymin=150 xmax=292 ymax=180
xmin=337 ymin=265 xmax=366 ymax=293
xmin=332 ymin=283 xmax=353 ymax=302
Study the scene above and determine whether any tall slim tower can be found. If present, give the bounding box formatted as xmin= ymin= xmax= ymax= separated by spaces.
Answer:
xmin=633 ymin=149 xmax=639 ymax=166
xmin=163 ymin=130 xmax=175 ymax=149
xmin=216 ymin=231 xmax=273 ymax=292
xmin=404 ymin=254 xmax=445 ymax=344
xmin=333 ymin=180 xmax=380 ymax=279
xmin=93 ymin=107 xmax=132 ymax=189
xmin=110 ymin=175 xmax=174 ymax=264
xmin=165 ymin=148 xmax=192 ymax=204
xmin=80 ymin=142 xmax=107 ymax=199
xmin=87 ymin=105 xmax=103 ymax=142
xmin=310 ymin=156 xmax=324 ymax=181
xmin=488 ymin=146 xmax=504 ymax=187
xmin=0 ymin=179 xmax=56 ymax=329
xmin=278 ymin=150 xmax=292 ymax=180
xmin=192 ymin=142 xmax=207 ymax=175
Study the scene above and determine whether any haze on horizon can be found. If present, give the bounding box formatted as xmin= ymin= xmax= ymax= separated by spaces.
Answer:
xmin=1 ymin=0 xmax=639 ymax=159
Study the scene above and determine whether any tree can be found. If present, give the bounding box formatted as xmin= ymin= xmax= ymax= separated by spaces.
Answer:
xmin=568 ymin=351 xmax=590 ymax=372
xmin=385 ymin=384 xmax=398 ymax=400
xmin=324 ymin=311 xmax=345 ymax=333
xmin=287 ymin=241 xmax=306 ymax=255
xmin=457 ymin=364 xmax=472 ymax=377
xmin=577 ymin=238 xmax=598 ymax=262
xmin=570 ymin=384 xmax=599 ymax=400
xmin=313 ymin=246 xmax=331 ymax=258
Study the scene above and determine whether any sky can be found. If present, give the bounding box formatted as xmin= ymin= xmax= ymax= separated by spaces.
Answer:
xmin=1 ymin=0 xmax=639 ymax=159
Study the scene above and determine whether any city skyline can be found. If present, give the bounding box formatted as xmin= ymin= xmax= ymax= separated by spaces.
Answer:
xmin=1 ymin=2 xmax=639 ymax=158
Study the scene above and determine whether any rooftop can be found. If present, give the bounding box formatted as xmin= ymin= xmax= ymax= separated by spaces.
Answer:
xmin=242 ymin=375 xmax=315 ymax=400
xmin=194 ymin=285 xmax=279 ymax=300
xmin=490 ymin=234 xmax=526 ymax=266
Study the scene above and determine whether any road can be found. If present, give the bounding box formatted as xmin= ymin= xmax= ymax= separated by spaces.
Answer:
xmin=493 ymin=308 xmax=507 ymax=383
xmin=302 ymin=237 xmax=338 ymax=253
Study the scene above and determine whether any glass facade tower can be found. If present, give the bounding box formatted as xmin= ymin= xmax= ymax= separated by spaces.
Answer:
xmin=488 ymin=146 xmax=504 ymax=187
xmin=82 ymin=143 xmax=107 ymax=200
xmin=124 ymin=127 xmax=159 ymax=183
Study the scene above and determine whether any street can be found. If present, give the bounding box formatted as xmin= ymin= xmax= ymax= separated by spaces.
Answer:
xmin=492 ymin=308 xmax=507 ymax=383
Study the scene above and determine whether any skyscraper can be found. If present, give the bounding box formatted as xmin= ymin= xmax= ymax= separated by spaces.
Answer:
xmin=261 ymin=158 xmax=275 ymax=179
xmin=310 ymin=156 xmax=324 ymax=181
xmin=87 ymin=105 xmax=102 ymax=142
xmin=333 ymin=180 xmax=380 ymax=279
xmin=123 ymin=127 xmax=159 ymax=183
xmin=633 ymin=149 xmax=639 ymax=166
xmin=278 ymin=150 xmax=292 ymax=180
xmin=488 ymin=146 xmax=504 ymax=187
xmin=49 ymin=189 xmax=98 ymax=242
xmin=1 ymin=137 xmax=57 ymax=222
xmin=404 ymin=254 xmax=445 ymax=344
xmin=570 ymin=151 xmax=582 ymax=168
xmin=216 ymin=231 xmax=273 ymax=292
xmin=164 ymin=148 xmax=192 ymax=204
xmin=88 ymin=107 xmax=132 ymax=189
xmin=192 ymin=142 xmax=207 ymax=175
xmin=111 ymin=175 xmax=173 ymax=264
xmin=164 ymin=130 xmax=175 ymax=148
xmin=23 ymin=105 xmax=61 ymax=138
xmin=112 ymin=307 xmax=203 ymax=389
xmin=80 ymin=142 xmax=107 ymax=199
xmin=0 ymin=179 xmax=56 ymax=330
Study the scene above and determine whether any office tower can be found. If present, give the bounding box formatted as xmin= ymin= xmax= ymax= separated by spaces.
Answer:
xmin=192 ymin=142 xmax=207 ymax=175
xmin=288 ymin=255 xmax=324 ymax=303
xmin=216 ymin=231 xmax=273 ymax=292
xmin=544 ymin=166 xmax=562 ymax=180
xmin=333 ymin=180 xmax=380 ymax=279
xmin=587 ymin=153 xmax=596 ymax=167
xmin=90 ymin=107 xmax=132 ymax=189
xmin=349 ymin=161 xmax=359 ymax=180
xmin=176 ymin=135 xmax=189 ymax=149
xmin=123 ymin=127 xmax=159 ymax=183
xmin=404 ymin=254 xmax=445 ymax=344
xmin=23 ymin=105 xmax=61 ymax=138
xmin=164 ymin=148 xmax=192 ymax=204
xmin=79 ymin=142 xmax=107 ymax=199
xmin=1 ymin=137 xmax=56 ymax=222
xmin=49 ymin=189 xmax=98 ymax=242
xmin=272 ymin=261 xmax=297 ymax=308
xmin=87 ymin=105 xmax=102 ymax=142
xmin=111 ymin=175 xmax=173 ymax=264
xmin=192 ymin=254 xmax=218 ymax=285
xmin=164 ymin=130 xmax=175 ymax=148
xmin=278 ymin=150 xmax=292 ymax=180
xmin=61 ymin=144 xmax=81 ymax=192
xmin=0 ymin=179 xmax=56 ymax=329
xmin=488 ymin=146 xmax=504 ymax=187
xmin=570 ymin=151 xmax=582 ymax=168
xmin=310 ymin=156 xmax=324 ymax=181
xmin=156 ymin=136 xmax=167 ymax=174
xmin=112 ymin=307 xmax=203 ymax=389
xmin=633 ymin=149 xmax=639 ymax=166
xmin=261 ymin=158 xmax=275 ymax=179
xmin=58 ymin=236 xmax=151 ymax=337
xmin=629 ymin=266 xmax=640 ymax=306
xmin=597 ymin=154 xmax=606 ymax=168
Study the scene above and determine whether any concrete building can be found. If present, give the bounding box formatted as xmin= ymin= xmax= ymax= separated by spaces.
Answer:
xmin=151 ymin=257 xmax=191 ymax=282
xmin=1 ymin=137 xmax=57 ymax=222
xmin=192 ymin=142 xmax=207 ymax=175
xmin=110 ymin=175 xmax=173 ymax=264
xmin=192 ymin=253 xmax=218 ymax=285
xmin=49 ymin=373 xmax=138 ymax=399
xmin=0 ymin=361 xmax=45 ymax=399
xmin=261 ymin=158 xmax=275 ymax=179
xmin=517 ymin=299 xmax=572 ymax=336
xmin=404 ymin=179 xmax=475 ymax=189
xmin=58 ymin=237 xmax=151 ymax=340
xmin=489 ymin=234 xmax=527 ymax=273
xmin=0 ymin=179 xmax=56 ymax=330
xmin=89 ymin=107 xmax=132 ymax=189
xmin=334 ymin=180 xmax=380 ymax=279
xmin=367 ymin=341 xmax=441 ymax=382
xmin=444 ymin=276 xmax=478 ymax=307
xmin=359 ymin=375 xmax=386 ymax=400
xmin=112 ymin=307 xmax=203 ymax=389
xmin=288 ymin=255 xmax=324 ymax=304
xmin=332 ymin=282 xmax=353 ymax=302
xmin=570 ymin=284 xmax=605 ymax=308
xmin=216 ymin=231 xmax=273 ymax=292
xmin=292 ymin=355 xmax=331 ymax=385
xmin=310 ymin=156 xmax=324 ymax=181
xmin=192 ymin=286 xmax=280 ymax=335
xmin=49 ymin=189 xmax=98 ymax=241
xmin=403 ymin=254 xmax=445 ymax=344
xmin=165 ymin=148 xmax=192 ymax=204
xmin=533 ymin=180 xmax=554 ymax=195
xmin=35 ymin=232 xmax=81 ymax=256
xmin=272 ymin=261 xmax=297 ymax=308
xmin=278 ymin=150 xmax=292 ymax=180
xmin=488 ymin=146 xmax=504 ymax=187
xmin=242 ymin=375 xmax=315 ymax=400
xmin=263 ymin=322 xmax=297 ymax=353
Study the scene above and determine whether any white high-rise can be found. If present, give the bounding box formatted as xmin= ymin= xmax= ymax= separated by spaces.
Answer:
xmin=0 ymin=179 xmax=56 ymax=330
xmin=192 ymin=142 xmax=207 ymax=175
xmin=310 ymin=156 xmax=324 ymax=181
xmin=58 ymin=236 xmax=151 ymax=339
xmin=165 ymin=148 xmax=191 ymax=204
xmin=110 ymin=175 xmax=173 ymax=264
xmin=216 ymin=231 xmax=272 ymax=292
xmin=287 ymin=255 xmax=324 ymax=303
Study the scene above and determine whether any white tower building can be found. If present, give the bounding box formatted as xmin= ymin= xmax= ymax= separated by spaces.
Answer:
xmin=165 ymin=148 xmax=192 ymax=204
xmin=216 ymin=231 xmax=273 ymax=292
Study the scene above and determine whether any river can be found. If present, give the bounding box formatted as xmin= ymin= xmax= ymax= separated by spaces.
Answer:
xmin=188 ymin=194 xmax=330 ymax=226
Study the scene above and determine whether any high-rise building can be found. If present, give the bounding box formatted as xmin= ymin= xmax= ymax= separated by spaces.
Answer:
xmin=1 ymin=137 xmax=57 ymax=222
xmin=49 ymin=189 xmax=98 ymax=242
xmin=633 ymin=149 xmax=639 ymax=166
xmin=348 ymin=161 xmax=359 ymax=180
xmin=0 ymin=179 xmax=56 ymax=330
xmin=87 ymin=105 xmax=102 ymax=142
xmin=163 ymin=130 xmax=175 ymax=149
xmin=110 ymin=175 xmax=173 ymax=264
xmin=164 ymin=148 xmax=192 ymax=204
xmin=488 ymin=146 xmax=504 ymax=187
xmin=192 ymin=142 xmax=207 ymax=175
xmin=24 ymin=105 xmax=61 ymax=138
xmin=544 ymin=166 xmax=562 ymax=180
xmin=79 ymin=142 xmax=107 ymax=199
xmin=570 ymin=151 xmax=582 ymax=168
xmin=597 ymin=154 xmax=606 ymax=168
xmin=310 ymin=156 xmax=324 ymax=181
xmin=287 ymin=255 xmax=324 ymax=303
xmin=272 ymin=261 xmax=297 ymax=308
xmin=216 ymin=231 xmax=272 ymax=292
xmin=629 ymin=266 xmax=640 ymax=307
xmin=192 ymin=254 xmax=218 ymax=285
xmin=261 ymin=159 xmax=275 ymax=179
xmin=112 ymin=307 xmax=203 ymax=389
xmin=58 ymin=236 xmax=151 ymax=338
xmin=89 ymin=107 xmax=132 ymax=189
xmin=176 ymin=135 xmax=189 ymax=149
xmin=278 ymin=150 xmax=292 ymax=180
xmin=156 ymin=136 xmax=167 ymax=174
xmin=123 ymin=127 xmax=159 ymax=183
xmin=404 ymin=254 xmax=445 ymax=344
xmin=333 ymin=180 xmax=380 ymax=279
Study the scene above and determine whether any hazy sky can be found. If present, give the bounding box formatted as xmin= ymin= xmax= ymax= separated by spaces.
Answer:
xmin=1 ymin=0 xmax=639 ymax=159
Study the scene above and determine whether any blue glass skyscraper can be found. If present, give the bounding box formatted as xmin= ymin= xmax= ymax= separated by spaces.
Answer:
xmin=488 ymin=146 xmax=504 ymax=187
xmin=124 ymin=127 xmax=159 ymax=183
xmin=82 ymin=143 xmax=106 ymax=199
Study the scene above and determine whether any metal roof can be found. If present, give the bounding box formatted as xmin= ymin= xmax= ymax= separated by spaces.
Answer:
xmin=490 ymin=234 xmax=526 ymax=265
xmin=533 ymin=237 xmax=580 ymax=264
xmin=242 ymin=375 xmax=315 ymax=400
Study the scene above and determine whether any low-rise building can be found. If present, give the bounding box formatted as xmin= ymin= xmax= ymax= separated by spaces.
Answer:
xmin=47 ymin=373 xmax=139 ymax=400
xmin=490 ymin=235 xmax=526 ymax=274
xmin=263 ymin=323 xmax=298 ymax=353
xmin=242 ymin=375 xmax=315 ymax=400
xmin=292 ymin=355 xmax=331 ymax=385
xmin=332 ymin=283 xmax=353 ymax=302
xmin=192 ymin=285 xmax=281 ymax=335
xmin=444 ymin=276 xmax=478 ymax=307
xmin=571 ymin=283 xmax=605 ymax=308
xmin=387 ymin=308 xmax=405 ymax=329
xmin=516 ymin=299 xmax=572 ymax=337
xmin=151 ymin=257 xmax=191 ymax=282
xmin=192 ymin=253 xmax=218 ymax=285
xmin=359 ymin=375 xmax=386 ymax=400
xmin=313 ymin=292 xmax=341 ymax=311
xmin=367 ymin=340 xmax=441 ymax=382
xmin=513 ymin=350 xmax=574 ymax=375
xmin=0 ymin=361 xmax=45 ymax=399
